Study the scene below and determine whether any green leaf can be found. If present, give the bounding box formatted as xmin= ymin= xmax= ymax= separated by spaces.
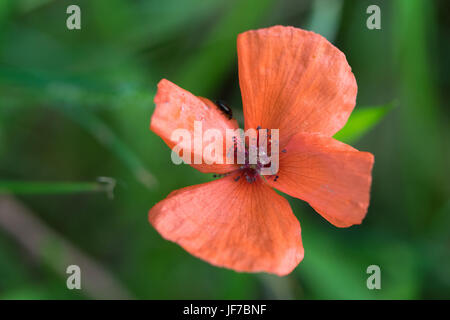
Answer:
xmin=333 ymin=102 xmax=395 ymax=144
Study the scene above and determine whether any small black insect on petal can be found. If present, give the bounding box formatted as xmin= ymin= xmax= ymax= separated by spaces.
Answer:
xmin=215 ymin=100 xmax=233 ymax=120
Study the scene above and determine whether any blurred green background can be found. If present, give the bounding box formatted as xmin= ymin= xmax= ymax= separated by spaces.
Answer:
xmin=0 ymin=0 xmax=449 ymax=299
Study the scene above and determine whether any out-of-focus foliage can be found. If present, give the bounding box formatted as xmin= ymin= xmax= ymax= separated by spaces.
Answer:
xmin=0 ymin=0 xmax=448 ymax=299
xmin=334 ymin=102 xmax=395 ymax=144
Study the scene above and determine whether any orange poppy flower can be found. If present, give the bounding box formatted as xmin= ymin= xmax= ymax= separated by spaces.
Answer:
xmin=149 ymin=26 xmax=374 ymax=276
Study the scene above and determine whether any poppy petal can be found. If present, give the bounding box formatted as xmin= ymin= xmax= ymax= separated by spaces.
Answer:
xmin=266 ymin=133 xmax=374 ymax=227
xmin=151 ymin=79 xmax=240 ymax=174
xmin=237 ymin=26 xmax=357 ymax=147
xmin=149 ymin=174 xmax=304 ymax=276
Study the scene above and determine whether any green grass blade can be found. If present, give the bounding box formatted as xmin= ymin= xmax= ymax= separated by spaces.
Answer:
xmin=0 ymin=179 xmax=113 ymax=196
xmin=59 ymin=106 xmax=157 ymax=190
